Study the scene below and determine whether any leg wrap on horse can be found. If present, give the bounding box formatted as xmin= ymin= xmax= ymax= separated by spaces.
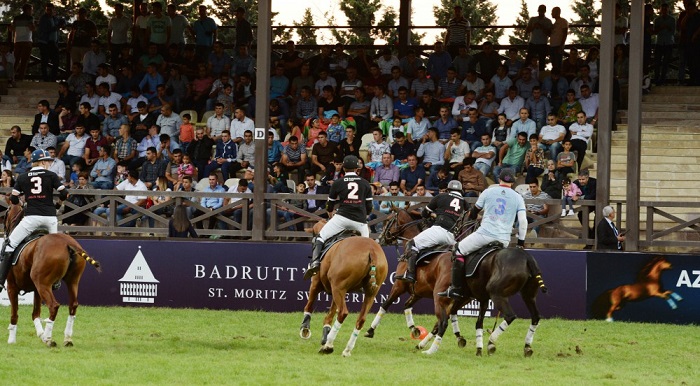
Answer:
xmin=369 ymin=307 xmax=386 ymax=329
xmin=489 ymin=320 xmax=510 ymax=344
xmin=43 ymin=320 xmax=55 ymax=343
xmin=64 ymin=315 xmax=76 ymax=340
xmin=404 ymin=308 xmax=415 ymax=328
xmin=475 ymin=328 xmax=484 ymax=349
xmin=525 ymin=324 xmax=538 ymax=346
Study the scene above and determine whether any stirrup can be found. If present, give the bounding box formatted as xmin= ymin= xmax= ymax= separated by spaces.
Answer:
xmin=395 ymin=272 xmax=415 ymax=283
xmin=303 ymin=263 xmax=320 ymax=280
xmin=438 ymin=286 xmax=463 ymax=299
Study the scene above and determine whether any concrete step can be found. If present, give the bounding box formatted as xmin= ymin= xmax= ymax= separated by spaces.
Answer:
xmin=611 ymin=140 xmax=697 ymax=148
xmin=0 ymin=95 xmax=54 ymax=104
xmin=612 ymin=132 xmax=700 ymax=141
xmin=6 ymin=88 xmax=56 ymax=98
xmin=618 ymin=117 xmax=700 ymax=125
xmin=610 ymin=154 xmax=700 ymax=163
xmin=642 ymin=95 xmax=700 ymax=103
xmin=611 ymin=179 xmax=700 ymax=189
xmin=650 ymin=86 xmax=700 ymax=95
xmin=640 ymin=104 xmax=700 ymax=112
xmin=610 ymin=186 xmax=698 ymax=197
xmin=610 ymin=163 xmax=700 ymax=172
xmin=610 ymin=171 xmax=700 ymax=179
xmin=614 ymin=124 xmax=700 ymax=132
xmin=0 ymin=108 xmax=37 ymax=116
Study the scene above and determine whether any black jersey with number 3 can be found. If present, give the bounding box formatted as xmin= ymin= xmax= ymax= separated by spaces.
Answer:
xmin=426 ymin=191 xmax=467 ymax=231
xmin=13 ymin=168 xmax=64 ymax=216
xmin=327 ymin=172 xmax=373 ymax=223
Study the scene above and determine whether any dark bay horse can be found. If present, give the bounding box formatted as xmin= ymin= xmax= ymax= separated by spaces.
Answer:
xmin=441 ymin=247 xmax=548 ymax=357
xmin=367 ymin=208 xmax=472 ymax=351
xmin=592 ymin=256 xmax=682 ymax=321
xmin=299 ymin=220 xmax=388 ymax=357
xmin=4 ymin=203 xmax=101 ymax=347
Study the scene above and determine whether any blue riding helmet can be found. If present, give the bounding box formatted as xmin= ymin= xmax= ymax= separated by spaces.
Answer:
xmin=30 ymin=149 xmax=53 ymax=163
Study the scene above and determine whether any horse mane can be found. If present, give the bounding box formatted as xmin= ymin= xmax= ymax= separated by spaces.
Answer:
xmin=636 ymin=256 xmax=665 ymax=281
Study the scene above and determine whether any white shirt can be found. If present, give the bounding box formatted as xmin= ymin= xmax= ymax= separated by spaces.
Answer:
xmin=540 ymin=124 xmax=566 ymax=142
xmin=98 ymin=92 xmax=123 ymax=111
xmin=207 ymin=115 xmax=231 ymax=138
xmin=497 ymin=96 xmax=525 ymax=121
xmin=96 ymin=74 xmax=118 ymax=88
xmin=569 ymin=122 xmax=594 ymax=144
xmin=108 ymin=15 xmax=132 ymax=45
xmin=65 ymin=133 xmax=88 ymax=157
xmin=230 ymin=116 xmax=254 ymax=140
xmin=169 ymin=14 xmax=190 ymax=45
xmin=579 ymin=93 xmax=599 ymax=118
xmin=156 ymin=112 xmax=183 ymax=140
xmin=446 ymin=140 xmax=470 ymax=164
xmin=117 ymin=179 xmax=148 ymax=204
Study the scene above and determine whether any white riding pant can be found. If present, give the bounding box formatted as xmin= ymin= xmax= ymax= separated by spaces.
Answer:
xmin=6 ymin=215 xmax=58 ymax=252
xmin=456 ymin=232 xmax=509 ymax=256
xmin=412 ymin=225 xmax=456 ymax=251
xmin=318 ymin=214 xmax=369 ymax=243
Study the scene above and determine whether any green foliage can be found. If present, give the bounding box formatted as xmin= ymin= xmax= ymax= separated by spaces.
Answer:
xmin=571 ymin=0 xmax=601 ymax=45
xmin=433 ymin=0 xmax=503 ymax=46
xmin=332 ymin=0 xmax=382 ymax=45
xmin=1 ymin=306 xmax=698 ymax=385
xmin=294 ymin=8 xmax=317 ymax=46
xmin=509 ymin=0 xmax=530 ymax=46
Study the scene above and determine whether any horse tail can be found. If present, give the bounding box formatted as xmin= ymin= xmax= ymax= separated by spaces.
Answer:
xmin=525 ymin=253 xmax=548 ymax=294
xmin=591 ymin=290 xmax=613 ymax=319
xmin=68 ymin=245 xmax=103 ymax=273
xmin=367 ymin=250 xmax=379 ymax=292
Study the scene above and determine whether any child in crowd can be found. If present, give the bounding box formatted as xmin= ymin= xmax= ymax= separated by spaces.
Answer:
xmin=115 ymin=160 xmax=130 ymax=186
xmin=556 ymin=139 xmax=576 ymax=177
xmin=269 ymin=163 xmax=290 ymax=193
xmin=325 ymin=114 xmax=345 ymax=144
xmin=524 ymin=134 xmax=546 ymax=183
xmin=491 ymin=113 xmax=509 ymax=152
xmin=561 ymin=177 xmax=582 ymax=217
xmin=179 ymin=113 xmax=195 ymax=153
xmin=178 ymin=154 xmax=196 ymax=181
xmin=305 ymin=118 xmax=323 ymax=148
xmin=68 ymin=158 xmax=87 ymax=188
xmin=386 ymin=116 xmax=405 ymax=144
xmin=366 ymin=127 xmax=390 ymax=169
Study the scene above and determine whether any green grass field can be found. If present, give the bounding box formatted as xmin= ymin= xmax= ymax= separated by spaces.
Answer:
xmin=0 ymin=306 xmax=697 ymax=385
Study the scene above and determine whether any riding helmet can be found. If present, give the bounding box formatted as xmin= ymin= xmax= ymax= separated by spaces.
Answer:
xmin=342 ymin=155 xmax=359 ymax=170
xmin=447 ymin=180 xmax=462 ymax=192
xmin=30 ymin=149 xmax=53 ymax=163
xmin=498 ymin=168 xmax=516 ymax=183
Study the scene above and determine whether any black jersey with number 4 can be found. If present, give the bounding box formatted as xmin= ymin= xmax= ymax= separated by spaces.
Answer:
xmin=426 ymin=191 xmax=467 ymax=231
xmin=13 ymin=168 xmax=64 ymax=216
xmin=327 ymin=172 xmax=373 ymax=223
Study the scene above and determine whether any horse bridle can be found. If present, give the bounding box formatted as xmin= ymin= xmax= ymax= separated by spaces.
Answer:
xmin=378 ymin=209 xmax=429 ymax=247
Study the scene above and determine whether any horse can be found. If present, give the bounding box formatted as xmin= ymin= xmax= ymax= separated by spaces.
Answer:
xmin=298 ymin=220 xmax=388 ymax=357
xmin=592 ymin=256 xmax=683 ymax=322
xmin=367 ymin=207 xmax=472 ymax=350
xmin=439 ymin=246 xmax=548 ymax=357
xmin=3 ymin=203 xmax=102 ymax=347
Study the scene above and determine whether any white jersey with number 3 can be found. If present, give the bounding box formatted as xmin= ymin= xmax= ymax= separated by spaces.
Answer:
xmin=474 ymin=185 xmax=526 ymax=242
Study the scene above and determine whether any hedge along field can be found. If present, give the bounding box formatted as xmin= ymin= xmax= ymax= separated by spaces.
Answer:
xmin=0 ymin=306 xmax=697 ymax=385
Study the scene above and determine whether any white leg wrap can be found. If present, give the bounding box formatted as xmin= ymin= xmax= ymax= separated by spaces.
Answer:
xmin=451 ymin=315 xmax=461 ymax=335
xmin=8 ymin=324 xmax=17 ymax=344
xmin=417 ymin=332 xmax=433 ymax=349
xmin=42 ymin=320 xmax=54 ymax=343
xmin=304 ymin=311 xmax=312 ymax=317
xmin=370 ymin=307 xmax=386 ymax=329
xmin=404 ymin=308 xmax=415 ymax=328
xmin=422 ymin=335 xmax=442 ymax=355
xmin=342 ymin=328 xmax=361 ymax=357
xmin=33 ymin=318 xmax=44 ymax=337
xmin=325 ymin=319 xmax=342 ymax=346
xmin=64 ymin=315 xmax=76 ymax=340
xmin=489 ymin=320 xmax=510 ymax=343
xmin=525 ymin=324 xmax=538 ymax=346
xmin=475 ymin=328 xmax=484 ymax=349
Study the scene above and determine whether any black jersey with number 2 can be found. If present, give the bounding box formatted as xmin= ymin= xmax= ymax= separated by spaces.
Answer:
xmin=426 ymin=191 xmax=467 ymax=231
xmin=327 ymin=172 xmax=373 ymax=223
xmin=13 ymin=168 xmax=64 ymax=216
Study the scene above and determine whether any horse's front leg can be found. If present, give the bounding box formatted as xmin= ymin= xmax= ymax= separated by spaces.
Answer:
xmin=7 ymin=285 xmax=20 ymax=344
xmin=365 ymin=279 xmax=405 ymax=338
xmin=422 ymin=296 xmax=450 ymax=355
xmin=300 ymin=277 xmax=321 ymax=340
xmin=31 ymin=291 xmax=44 ymax=338
xmin=658 ymin=290 xmax=683 ymax=309
xmin=474 ymin=300 xmax=489 ymax=356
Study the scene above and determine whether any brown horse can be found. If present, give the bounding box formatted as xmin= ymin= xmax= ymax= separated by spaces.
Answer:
xmin=367 ymin=208 xmax=472 ymax=350
xmin=3 ymin=203 xmax=101 ymax=347
xmin=592 ymin=256 xmax=682 ymax=321
xmin=299 ymin=220 xmax=388 ymax=357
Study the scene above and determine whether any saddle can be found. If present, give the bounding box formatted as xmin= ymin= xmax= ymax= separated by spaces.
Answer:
xmin=415 ymin=246 xmax=452 ymax=266
xmin=9 ymin=230 xmax=47 ymax=265
xmin=462 ymin=241 xmax=504 ymax=278
xmin=319 ymin=230 xmax=361 ymax=261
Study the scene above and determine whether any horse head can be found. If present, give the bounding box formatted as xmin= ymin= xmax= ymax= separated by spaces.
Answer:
xmin=4 ymin=203 xmax=24 ymax=236
xmin=638 ymin=256 xmax=672 ymax=282
xmin=377 ymin=212 xmax=397 ymax=246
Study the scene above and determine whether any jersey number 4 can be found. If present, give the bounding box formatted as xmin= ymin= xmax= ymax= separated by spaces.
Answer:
xmin=348 ymin=182 xmax=359 ymax=199
xmin=450 ymin=198 xmax=461 ymax=212
xmin=30 ymin=176 xmax=42 ymax=194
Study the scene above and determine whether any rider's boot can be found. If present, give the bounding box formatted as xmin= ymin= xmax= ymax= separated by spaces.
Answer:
xmin=438 ymin=254 xmax=465 ymax=299
xmin=0 ymin=242 xmax=13 ymax=293
xmin=303 ymin=239 xmax=324 ymax=280
xmin=396 ymin=248 xmax=418 ymax=283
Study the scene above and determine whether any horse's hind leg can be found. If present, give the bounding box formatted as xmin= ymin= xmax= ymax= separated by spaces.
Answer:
xmin=31 ymin=291 xmax=44 ymax=338
xmin=63 ymin=280 xmax=80 ymax=347
xmin=417 ymin=322 xmax=438 ymax=349
xmin=35 ymin=284 xmax=59 ymax=347
xmin=487 ymin=295 xmax=516 ymax=356
xmin=300 ymin=277 xmax=321 ymax=340
xmin=343 ymin=290 xmax=376 ymax=357
xmin=422 ymin=296 xmax=450 ymax=355
xmin=450 ymin=312 xmax=467 ymax=348
xmin=521 ymin=283 xmax=541 ymax=357
xmin=7 ymin=285 xmax=20 ymax=344
xmin=474 ymin=300 xmax=489 ymax=356
xmin=319 ymin=290 xmax=348 ymax=355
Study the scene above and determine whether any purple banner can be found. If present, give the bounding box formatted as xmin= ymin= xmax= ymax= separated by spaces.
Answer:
xmin=587 ymin=253 xmax=699 ymax=324
xmin=61 ymin=240 xmax=586 ymax=319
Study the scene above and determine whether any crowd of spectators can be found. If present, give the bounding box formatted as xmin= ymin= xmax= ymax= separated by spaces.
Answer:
xmin=0 ymin=1 xmax=659 ymax=236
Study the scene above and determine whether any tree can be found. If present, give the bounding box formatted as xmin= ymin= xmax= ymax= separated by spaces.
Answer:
xmin=571 ymin=0 xmax=601 ymax=45
xmin=209 ymin=0 xmax=290 ymax=45
xmin=509 ymin=0 xmax=530 ymax=46
xmin=294 ymin=8 xmax=317 ymax=46
xmin=433 ymin=0 xmax=503 ymax=47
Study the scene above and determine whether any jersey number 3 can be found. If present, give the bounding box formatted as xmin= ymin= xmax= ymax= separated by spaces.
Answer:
xmin=348 ymin=182 xmax=359 ymax=199
xmin=30 ymin=176 xmax=42 ymax=194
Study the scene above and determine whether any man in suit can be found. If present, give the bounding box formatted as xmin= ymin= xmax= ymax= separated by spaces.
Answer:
xmin=32 ymin=100 xmax=60 ymax=135
xmin=303 ymin=173 xmax=329 ymax=213
xmin=597 ymin=205 xmax=625 ymax=251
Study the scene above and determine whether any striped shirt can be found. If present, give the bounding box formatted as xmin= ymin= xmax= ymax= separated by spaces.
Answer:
xmin=447 ymin=17 xmax=470 ymax=45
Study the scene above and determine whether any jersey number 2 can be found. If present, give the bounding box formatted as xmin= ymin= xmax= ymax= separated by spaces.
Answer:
xmin=347 ymin=182 xmax=359 ymax=199
xmin=30 ymin=176 xmax=42 ymax=194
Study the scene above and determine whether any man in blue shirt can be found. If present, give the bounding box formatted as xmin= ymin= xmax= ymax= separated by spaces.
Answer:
xmin=400 ymin=154 xmax=426 ymax=196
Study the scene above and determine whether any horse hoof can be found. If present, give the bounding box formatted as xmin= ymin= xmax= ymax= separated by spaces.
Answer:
xmin=319 ymin=345 xmax=334 ymax=355
xmin=342 ymin=349 xmax=352 ymax=357
xmin=364 ymin=328 xmax=374 ymax=338
xmin=410 ymin=327 xmax=421 ymax=339
xmin=457 ymin=337 xmax=467 ymax=348
xmin=476 ymin=348 xmax=482 ymax=356
xmin=64 ymin=340 xmax=74 ymax=347
xmin=46 ymin=340 xmax=57 ymax=348
xmin=299 ymin=327 xmax=311 ymax=340
xmin=524 ymin=345 xmax=533 ymax=357
xmin=487 ymin=343 xmax=496 ymax=356
xmin=421 ymin=349 xmax=435 ymax=355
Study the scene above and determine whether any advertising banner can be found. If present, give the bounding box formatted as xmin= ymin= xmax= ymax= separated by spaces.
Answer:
xmin=8 ymin=240 xmax=586 ymax=319
xmin=587 ymin=253 xmax=698 ymax=324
